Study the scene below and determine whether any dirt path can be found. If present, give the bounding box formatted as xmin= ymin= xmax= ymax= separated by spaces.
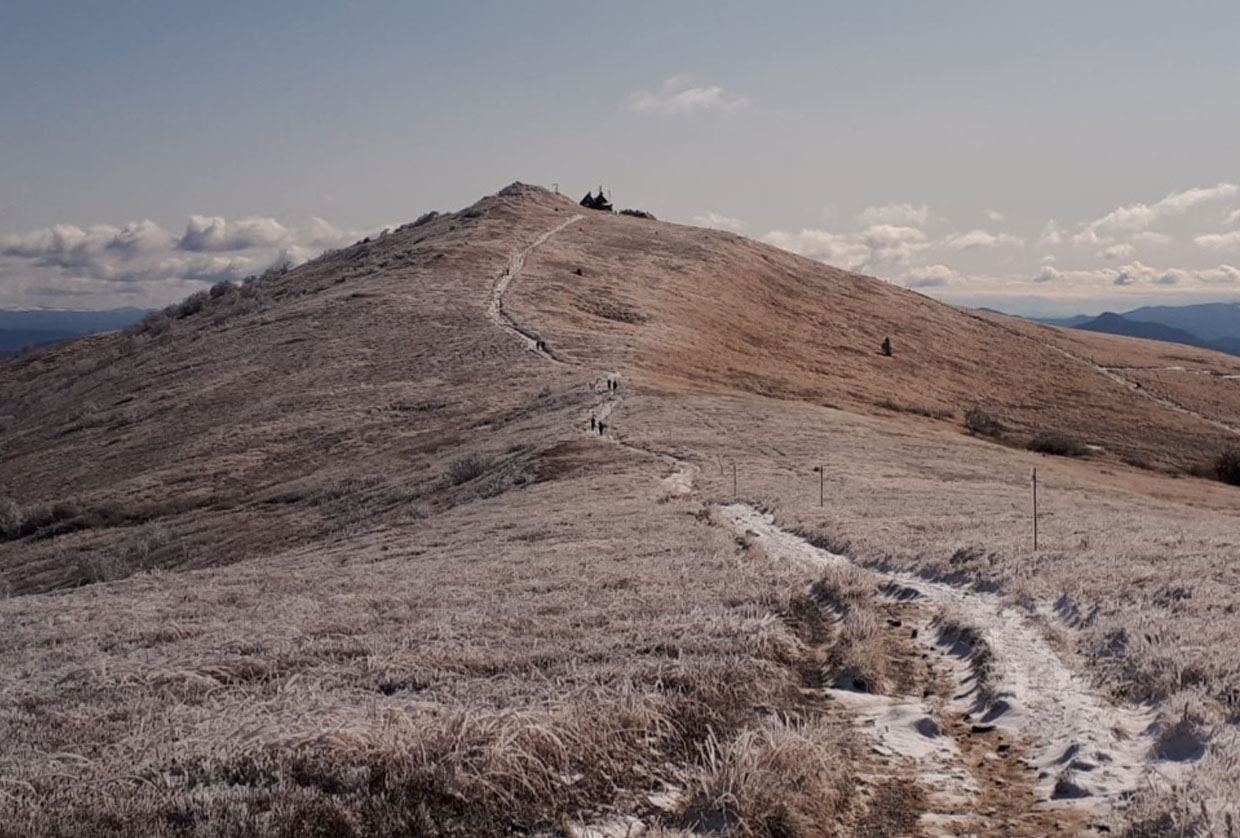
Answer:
xmin=719 ymin=503 xmax=1198 ymax=835
xmin=488 ymin=214 xmax=583 ymax=360
xmin=485 ymin=217 xmax=1173 ymax=832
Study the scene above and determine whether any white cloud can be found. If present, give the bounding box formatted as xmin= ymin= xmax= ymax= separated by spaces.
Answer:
xmin=1194 ymin=230 xmax=1240 ymax=251
xmin=857 ymin=203 xmax=930 ymax=227
xmin=691 ymin=211 xmax=744 ymax=232
xmin=1039 ymin=220 xmax=1063 ymax=246
xmin=626 ymin=76 xmax=748 ymax=115
xmin=1070 ymin=226 xmax=1110 ymax=247
xmin=984 ymin=209 xmax=1005 ymax=222
xmin=1080 ymin=182 xmax=1238 ymax=235
xmin=1026 ymin=260 xmax=1240 ymax=291
xmin=905 ymin=264 xmax=956 ymax=289
xmin=1033 ymin=265 xmax=1061 ymax=283
xmin=179 ymin=215 xmax=291 ymax=252
xmin=1227 ymin=208 xmax=1240 ymax=226
xmin=0 ymin=212 xmax=370 ymax=308
xmin=943 ymin=229 xmax=1025 ymax=250
xmin=762 ymin=224 xmax=927 ymax=272
xmin=761 ymin=229 xmax=870 ymax=269
xmin=1131 ymin=231 xmax=1172 ymax=246
xmin=1100 ymin=243 xmax=1133 ymax=260
xmin=0 ymin=220 xmax=176 ymax=270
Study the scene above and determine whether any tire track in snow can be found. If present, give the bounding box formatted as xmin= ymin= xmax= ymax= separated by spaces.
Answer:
xmin=720 ymin=503 xmax=1191 ymax=827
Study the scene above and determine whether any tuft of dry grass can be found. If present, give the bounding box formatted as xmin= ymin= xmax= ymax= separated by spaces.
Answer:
xmin=446 ymin=452 xmax=494 ymax=485
xmin=676 ymin=717 xmax=855 ymax=837
xmin=810 ymin=567 xmax=891 ymax=693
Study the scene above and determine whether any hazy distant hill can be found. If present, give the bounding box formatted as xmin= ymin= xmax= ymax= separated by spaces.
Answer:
xmin=1031 ymin=301 xmax=1240 ymax=356
xmin=1123 ymin=301 xmax=1240 ymax=343
xmin=1035 ymin=314 xmax=1093 ymax=328
xmin=0 ymin=329 xmax=79 ymax=356
xmin=1076 ymin=311 xmax=1216 ymax=350
xmin=1071 ymin=309 xmax=1240 ymax=356
xmin=0 ymin=308 xmax=146 ymax=355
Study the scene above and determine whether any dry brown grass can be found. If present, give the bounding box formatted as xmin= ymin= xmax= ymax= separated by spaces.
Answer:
xmin=676 ymin=717 xmax=855 ymax=837
xmin=810 ymin=567 xmax=892 ymax=693
xmin=5 ymin=183 xmax=1240 ymax=831
xmin=0 ymin=461 xmax=854 ymax=834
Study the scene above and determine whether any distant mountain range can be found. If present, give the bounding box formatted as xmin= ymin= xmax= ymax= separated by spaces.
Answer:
xmin=0 ymin=308 xmax=147 ymax=356
xmin=1035 ymin=302 xmax=1240 ymax=357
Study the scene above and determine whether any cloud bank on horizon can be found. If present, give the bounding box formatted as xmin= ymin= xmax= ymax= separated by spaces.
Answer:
xmin=694 ymin=180 xmax=1240 ymax=315
xmin=4 ymin=2 xmax=1240 ymax=317
xmin=5 ymin=176 xmax=1240 ymax=316
xmin=0 ymin=214 xmax=368 ymax=310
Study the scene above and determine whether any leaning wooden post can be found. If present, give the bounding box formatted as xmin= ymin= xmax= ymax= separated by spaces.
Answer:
xmin=815 ymin=465 xmax=824 ymax=507
xmin=1032 ymin=468 xmax=1039 ymax=552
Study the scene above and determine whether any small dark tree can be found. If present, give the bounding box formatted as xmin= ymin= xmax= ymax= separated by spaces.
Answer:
xmin=881 ymin=337 xmax=893 ymax=357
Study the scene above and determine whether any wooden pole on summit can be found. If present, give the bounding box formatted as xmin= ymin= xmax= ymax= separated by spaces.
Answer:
xmin=733 ymin=463 xmax=738 ymax=500
xmin=820 ymin=465 xmax=825 ymax=508
xmin=1032 ymin=468 xmax=1039 ymax=552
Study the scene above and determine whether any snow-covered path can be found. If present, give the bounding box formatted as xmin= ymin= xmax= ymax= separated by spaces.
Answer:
xmin=720 ymin=503 xmax=1185 ymax=825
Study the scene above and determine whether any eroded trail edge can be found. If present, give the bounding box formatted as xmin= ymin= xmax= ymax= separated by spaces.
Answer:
xmin=720 ymin=503 xmax=1190 ymax=832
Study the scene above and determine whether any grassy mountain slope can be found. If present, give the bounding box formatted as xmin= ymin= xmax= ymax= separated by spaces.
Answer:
xmin=3 ymin=183 xmax=1240 ymax=834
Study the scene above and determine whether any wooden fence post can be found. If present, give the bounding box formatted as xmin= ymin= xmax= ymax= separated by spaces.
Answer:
xmin=1032 ymin=468 xmax=1039 ymax=551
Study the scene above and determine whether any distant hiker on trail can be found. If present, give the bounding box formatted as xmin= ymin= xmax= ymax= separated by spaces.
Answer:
xmin=598 ymin=421 xmax=607 ymax=435
xmin=590 ymin=416 xmax=596 ymax=431
xmin=881 ymin=337 xmax=893 ymax=357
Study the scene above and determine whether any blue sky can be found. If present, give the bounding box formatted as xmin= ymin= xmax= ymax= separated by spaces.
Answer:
xmin=2 ymin=1 xmax=1240 ymax=315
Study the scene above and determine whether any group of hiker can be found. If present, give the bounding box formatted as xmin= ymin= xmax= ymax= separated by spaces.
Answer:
xmin=588 ymin=376 xmax=620 ymax=435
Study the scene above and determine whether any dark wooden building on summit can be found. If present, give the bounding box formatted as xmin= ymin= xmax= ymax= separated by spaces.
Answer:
xmin=580 ymin=186 xmax=613 ymax=212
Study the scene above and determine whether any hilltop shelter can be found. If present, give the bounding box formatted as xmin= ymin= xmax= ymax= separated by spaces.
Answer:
xmin=580 ymin=186 xmax=613 ymax=212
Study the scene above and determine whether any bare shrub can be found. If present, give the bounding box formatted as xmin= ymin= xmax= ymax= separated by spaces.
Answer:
xmin=124 ymin=310 xmax=172 ymax=338
xmin=577 ymin=296 xmax=649 ymax=325
xmin=1026 ymin=432 xmax=1088 ymax=457
xmin=1215 ymin=449 xmax=1240 ymax=486
xmin=964 ymin=406 xmax=1003 ymax=436
xmin=2 ymin=497 xmax=81 ymax=541
xmin=677 ymin=718 xmax=854 ymax=836
xmin=73 ymin=524 xmax=171 ymax=585
xmin=165 ymin=290 xmax=211 ymax=320
xmin=876 ymin=399 xmax=952 ymax=420
xmin=0 ymin=495 xmax=22 ymax=538
xmin=447 ymin=453 xmax=493 ymax=485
